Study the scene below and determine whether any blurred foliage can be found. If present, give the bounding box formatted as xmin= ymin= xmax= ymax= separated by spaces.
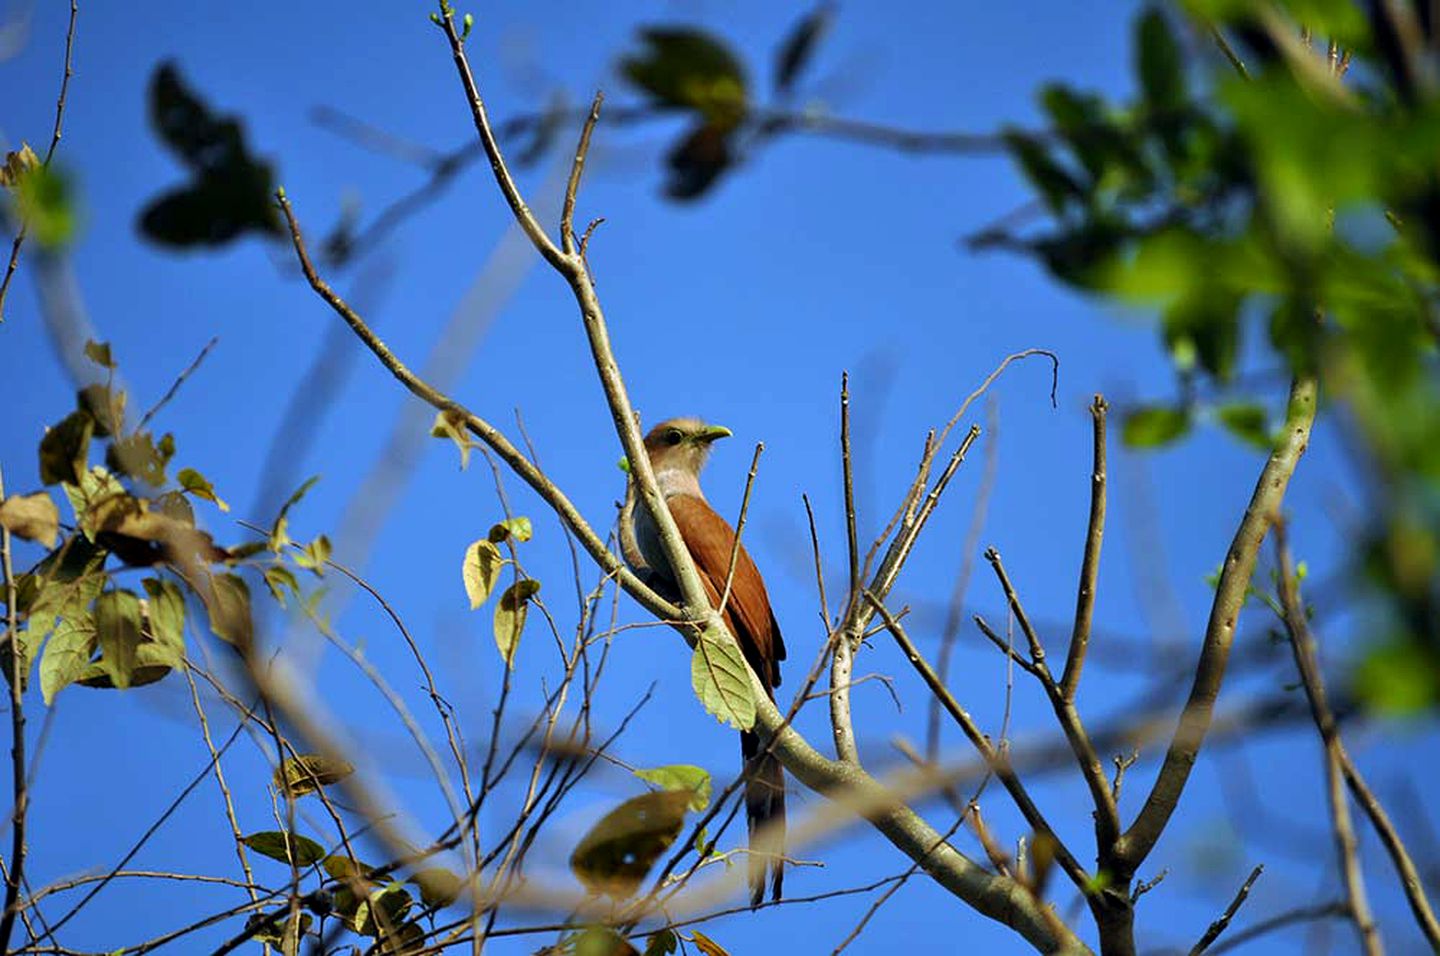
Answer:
xmin=139 ymin=62 xmax=282 ymax=247
xmin=982 ymin=0 xmax=1440 ymax=709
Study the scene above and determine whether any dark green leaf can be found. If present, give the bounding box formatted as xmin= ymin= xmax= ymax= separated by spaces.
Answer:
xmin=140 ymin=63 xmax=281 ymax=247
xmin=245 ymin=910 xmax=311 ymax=948
xmin=620 ymin=28 xmax=748 ymax=124
xmin=1215 ymin=402 xmax=1272 ymax=451
xmin=263 ymin=564 xmax=300 ymax=607
xmin=1122 ymin=405 xmax=1191 ymax=448
xmin=241 ymin=830 xmax=328 ymax=867
xmin=569 ymin=790 xmax=691 ymax=899
xmin=76 ymin=384 xmax=125 ymax=438
xmin=774 ymin=4 xmax=833 ymax=93
xmin=644 ymin=929 xmax=679 ymax=956
xmin=39 ymin=410 xmax=94 ymax=486
xmin=1003 ymin=131 xmax=1084 ymax=214
xmin=664 ymin=123 xmax=735 ymax=201
xmin=1136 ymin=9 xmax=1185 ymax=114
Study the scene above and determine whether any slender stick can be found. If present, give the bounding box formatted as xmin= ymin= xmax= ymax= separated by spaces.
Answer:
xmin=1189 ymin=864 xmax=1263 ymax=955
xmin=0 ymin=466 xmax=27 ymax=953
xmin=1061 ymin=394 xmax=1107 ymax=699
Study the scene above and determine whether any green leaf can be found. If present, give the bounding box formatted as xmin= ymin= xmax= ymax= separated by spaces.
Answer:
xmin=1215 ymin=402 xmax=1273 ymax=451
xmin=0 ymin=491 xmax=60 ymax=548
xmin=293 ymin=534 xmax=331 ymax=575
xmin=321 ymin=853 xmax=378 ymax=882
xmin=204 ymin=573 xmax=253 ymax=650
xmin=1121 ymin=405 xmax=1191 ymax=448
xmin=487 ymin=516 xmax=533 ymax=543
xmin=263 ymin=564 xmax=301 ymax=607
xmin=40 ymin=614 xmax=96 ymax=705
xmin=1003 ymin=131 xmax=1084 ymax=214
xmin=633 ymin=764 xmax=712 ymax=811
xmin=269 ymin=475 xmax=320 ymax=551
xmin=275 ymin=753 xmax=355 ymax=797
xmin=430 ymin=409 xmax=473 ymax=469
xmin=462 ymin=539 xmax=504 ymax=609
xmin=690 ymin=623 xmax=757 ymax=731
xmin=240 ymin=830 xmax=328 ymax=867
xmin=663 ymin=122 xmax=736 ymax=201
xmin=39 ymin=410 xmax=94 ymax=486
xmin=15 ymin=164 xmax=77 ymax=248
xmin=1136 ymin=8 xmax=1185 ymax=114
xmin=407 ymin=867 xmax=464 ymax=908
xmin=176 ymin=467 xmax=229 ymax=512
xmin=569 ymin=790 xmax=691 ymax=899
xmin=334 ymin=882 xmax=413 ymax=937
xmin=83 ymin=339 xmax=115 ymax=370
xmin=644 ymin=929 xmax=679 ymax=956
xmin=621 ymin=28 xmax=748 ymax=125
xmin=1355 ymin=640 xmax=1439 ymax=716
xmin=575 ymin=926 xmax=640 ymax=956
xmin=94 ymin=590 xmax=144 ymax=690
xmin=141 ymin=577 xmax=186 ymax=652
xmin=106 ymin=431 xmax=170 ymax=486
xmin=493 ymin=578 xmax=540 ymax=667
xmin=245 ymin=910 xmax=312 ymax=948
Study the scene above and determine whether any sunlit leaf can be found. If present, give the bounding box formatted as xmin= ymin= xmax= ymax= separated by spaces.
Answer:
xmin=487 ymin=516 xmax=533 ymax=543
xmin=494 ymin=578 xmax=540 ymax=667
xmin=690 ymin=931 xmax=731 ymax=956
xmin=1121 ymin=405 xmax=1191 ymax=448
xmin=40 ymin=614 xmax=95 ymax=705
xmin=269 ymin=474 xmax=320 ymax=551
xmin=15 ymin=164 xmax=77 ymax=248
xmin=408 ymin=867 xmax=464 ymax=908
xmin=569 ymin=790 xmax=691 ymax=899
xmin=204 ymin=572 xmax=253 ymax=650
xmin=177 ymin=467 xmax=229 ymax=512
xmin=275 ymin=753 xmax=356 ymax=797
xmin=462 ymin=539 xmax=504 ymax=609
xmin=633 ymin=764 xmax=712 ymax=811
xmin=690 ymin=623 xmax=757 ymax=731
xmin=430 ymin=409 xmax=473 ymax=469
xmin=621 ymin=28 xmax=748 ymax=125
xmin=0 ymin=491 xmax=60 ymax=548
xmin=94 ymin=590 xmax=144 ymax=690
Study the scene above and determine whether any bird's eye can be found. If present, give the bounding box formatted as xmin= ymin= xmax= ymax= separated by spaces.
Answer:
xmin=664 ymin=429 xmax=683 ymax=445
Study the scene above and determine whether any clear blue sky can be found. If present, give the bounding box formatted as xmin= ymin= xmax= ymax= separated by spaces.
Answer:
xmin=3 ymin=2 xmax=1436 ymax=953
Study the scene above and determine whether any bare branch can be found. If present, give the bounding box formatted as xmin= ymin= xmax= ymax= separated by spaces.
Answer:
xmin=1061 ymin=394 xmax=1107 ymax=699
xmin=1117 ymin=376 xmax=1317 ymax=873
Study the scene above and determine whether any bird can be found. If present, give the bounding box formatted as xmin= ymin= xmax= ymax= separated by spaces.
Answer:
xmin=628 ymin=417 xmax=787 ymax=906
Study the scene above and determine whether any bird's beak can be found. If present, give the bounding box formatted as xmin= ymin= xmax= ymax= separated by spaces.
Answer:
xmin=698 ymin=424 xmax=733 ymax=443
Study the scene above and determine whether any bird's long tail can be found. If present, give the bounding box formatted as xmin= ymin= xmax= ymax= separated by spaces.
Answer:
xmin=740 ymin=729 xmax=785 ymax=907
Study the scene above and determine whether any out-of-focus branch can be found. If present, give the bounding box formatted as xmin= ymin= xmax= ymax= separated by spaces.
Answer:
xmin=1117 ymin=376 xmax=1317 ymax=873
xmin=0 ymin=0 xmax=77 ymax=322
xmin=1274 ymin=525 xmax=1440 ymax=950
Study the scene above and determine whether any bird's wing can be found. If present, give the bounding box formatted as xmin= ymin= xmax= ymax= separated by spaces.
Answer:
xmin=667 ymin=494 xmax=786 ymax=689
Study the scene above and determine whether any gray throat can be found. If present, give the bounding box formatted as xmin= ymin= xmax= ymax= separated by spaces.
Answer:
xmin=633 ymin=466 xmax=704 ymax=589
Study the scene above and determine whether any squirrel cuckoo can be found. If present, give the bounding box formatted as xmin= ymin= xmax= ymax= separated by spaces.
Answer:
xmin=630 ymin=418 xmax=787 ymax=906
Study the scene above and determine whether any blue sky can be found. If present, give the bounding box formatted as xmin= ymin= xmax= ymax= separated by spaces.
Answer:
xmin=3 ymin=1 xmax=1436 ymax=954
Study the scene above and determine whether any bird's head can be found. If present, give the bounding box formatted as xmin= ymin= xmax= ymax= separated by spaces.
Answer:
xmin=643 ymin=417 xmax=732 ymax=477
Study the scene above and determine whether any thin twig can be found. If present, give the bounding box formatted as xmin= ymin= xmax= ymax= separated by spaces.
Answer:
xmin=1189 ymin=864 xmax=1264 ymax=955
xmin=1061 ymin=394 xmax=1107 ymax=699
xmin=0 ymin=466 xmax=26 ymax=952
xmin=138 ymin=336 xmax=220 ymax=430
